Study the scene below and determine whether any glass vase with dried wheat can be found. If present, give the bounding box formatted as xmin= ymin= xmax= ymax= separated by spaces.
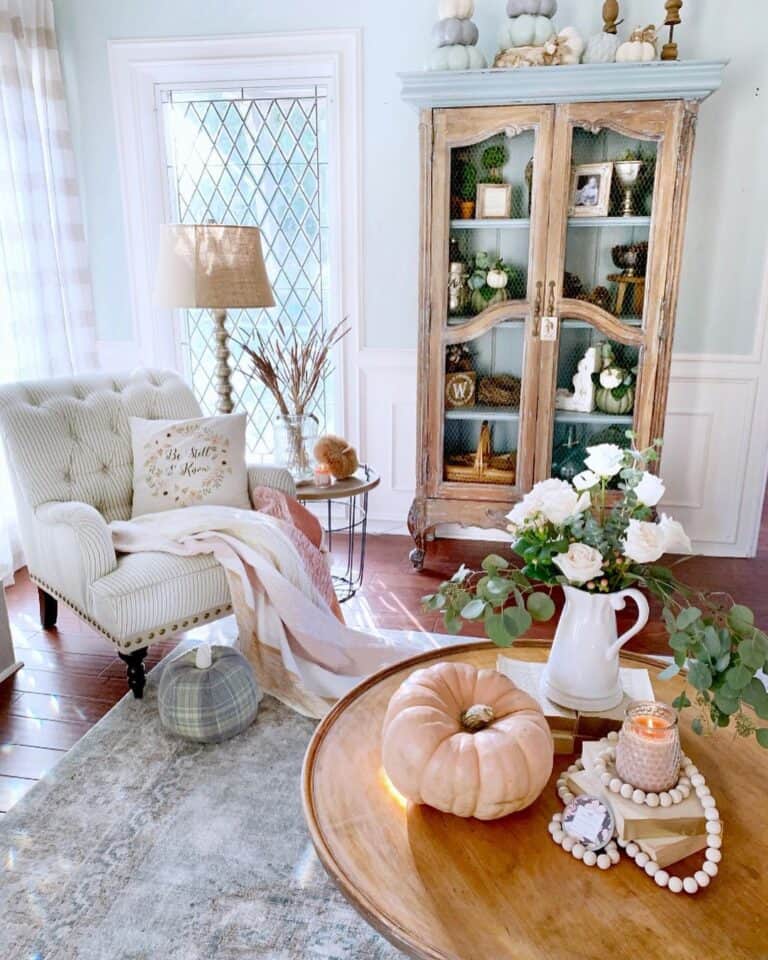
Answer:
xmin=237 ymin=317 xmax=349 ymax=482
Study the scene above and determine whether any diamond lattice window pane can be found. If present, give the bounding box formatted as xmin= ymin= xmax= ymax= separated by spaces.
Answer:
xmin=164 ymin=86 xmax=332 ymax=460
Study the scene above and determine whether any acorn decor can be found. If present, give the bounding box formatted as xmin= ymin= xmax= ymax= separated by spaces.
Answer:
xmin=314 ymin=435 xmax=360 ymax=480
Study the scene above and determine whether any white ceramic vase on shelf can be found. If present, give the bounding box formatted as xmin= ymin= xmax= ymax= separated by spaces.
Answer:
xmin=540 ymin=585 xmax=650 ymax=711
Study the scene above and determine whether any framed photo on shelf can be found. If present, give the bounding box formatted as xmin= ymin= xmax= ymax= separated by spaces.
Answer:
xmin=476 ymin=183 xmax=512 ymax=219
xmin=569 ymin=162 xmax=613 ymax=218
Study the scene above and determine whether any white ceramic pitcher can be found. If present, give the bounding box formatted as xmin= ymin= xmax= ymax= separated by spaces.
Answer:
xmin=540 ymin=585 xmax=650 ymax=712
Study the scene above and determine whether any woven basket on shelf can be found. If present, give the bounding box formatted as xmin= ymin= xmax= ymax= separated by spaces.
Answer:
xmin=444 ymin=420 xmax=516 ymax=485
xmin=477 ymin=374 xmax=521 ymax=408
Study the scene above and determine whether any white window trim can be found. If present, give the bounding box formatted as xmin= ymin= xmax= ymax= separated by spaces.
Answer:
xmin=109 ymin=30 xmax=362 ymax=442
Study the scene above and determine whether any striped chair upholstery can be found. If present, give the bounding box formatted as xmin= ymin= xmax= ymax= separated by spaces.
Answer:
xmin=0 ymin=369 xmax=295 ymax=696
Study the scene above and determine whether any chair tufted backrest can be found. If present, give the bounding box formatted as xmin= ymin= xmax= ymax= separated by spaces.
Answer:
xmin=0 ymin=369 xmax=202 ymax=522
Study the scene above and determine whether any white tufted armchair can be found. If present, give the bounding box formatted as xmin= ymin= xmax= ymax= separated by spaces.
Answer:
xmin=0 ymin=369 xmax=295 ymax=698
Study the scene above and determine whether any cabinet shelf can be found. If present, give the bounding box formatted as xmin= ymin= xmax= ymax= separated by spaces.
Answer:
xmin=554 ymin=411 xmax=634 ymax=425
xmin=445 ymin=406 xmax=519 ymax=422
xmin=446 ymin=317 xmax=642 ymax=329
xmin=450 ymin=218 xmax=530 ymax=230
xmin=567 ymin=216 xmax=651 ymax=229
xmin=562 ymin=317 xmax=642 ymax=329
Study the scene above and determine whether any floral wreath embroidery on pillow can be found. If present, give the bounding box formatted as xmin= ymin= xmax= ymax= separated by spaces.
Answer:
xmin=143 ymin=420 xmax=234 ymax=506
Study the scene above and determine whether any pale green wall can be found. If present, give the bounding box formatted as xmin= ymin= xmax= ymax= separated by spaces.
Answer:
xmin=53 ymin=0 xmax=768 ymax=355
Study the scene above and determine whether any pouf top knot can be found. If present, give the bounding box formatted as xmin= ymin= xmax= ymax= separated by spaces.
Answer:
xmin=159 ymin=643 xmax=262 ymax=743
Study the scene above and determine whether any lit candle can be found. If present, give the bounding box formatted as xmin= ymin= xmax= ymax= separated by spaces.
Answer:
xmin=615 ymin=700 xmax=681 ymax=793
xmin=313 ymin=463 xmax=333 ymax=487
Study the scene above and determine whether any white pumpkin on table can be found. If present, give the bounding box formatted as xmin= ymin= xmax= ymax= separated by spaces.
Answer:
xmin=381 ymin=661 xmax=554 ymax=820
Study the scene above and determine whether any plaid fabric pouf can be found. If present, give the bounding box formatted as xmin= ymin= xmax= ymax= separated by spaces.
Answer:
xmin=159 ymin=645 xmax=262 ymax=743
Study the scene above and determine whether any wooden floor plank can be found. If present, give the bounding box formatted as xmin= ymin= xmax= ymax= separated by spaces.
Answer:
xmin=0 ymin=743 xmax=64 ymax=780
xmin=7 ymin=667 xmax=130 ymax=702
xmin=9 ymin=691 xmax=115 ymax=725
xmin=0 ymin=715 xmax=91 ymax=751
xmin=0 ymin=775 xmax=36 ymax=812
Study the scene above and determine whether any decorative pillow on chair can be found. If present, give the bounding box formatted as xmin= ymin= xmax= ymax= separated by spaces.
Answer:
xmin=130 ymin=413 xmax=250 ymax=517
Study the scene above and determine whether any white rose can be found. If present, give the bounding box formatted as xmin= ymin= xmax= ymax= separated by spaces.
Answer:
xmin=622 ymin=519 xmax=666 ymax=564
xmin=534 ymin=478 xmax=590 ymax=525
xmin=659 ymin=514 xmax=692 ymax=554
xmin=634 ymin=472 xmax=666 ymax=507
xmin=573 ymin=469 xmax=600 ymax=492
xmin=506 ymin=497 xmax=534 ymax=532
xmin=506 ymin=479 xmax=589 ymax=529
xmin=584 ymin=444 xmax=625 ymax=479
xmin=553 ymin=543 xmax=605 ymax=585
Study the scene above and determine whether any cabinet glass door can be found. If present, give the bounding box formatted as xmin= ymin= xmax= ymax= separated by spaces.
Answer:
xmin=429 ymin=106 xmax=554 ymax=500
xmin=537 ymin=102 xmax=681 ymax=482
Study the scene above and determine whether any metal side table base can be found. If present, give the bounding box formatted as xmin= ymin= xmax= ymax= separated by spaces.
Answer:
xmin=297 ymin=465 xmax=380 ymax=604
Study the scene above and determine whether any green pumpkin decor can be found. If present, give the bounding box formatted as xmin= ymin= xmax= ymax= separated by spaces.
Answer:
xmin=593 ymin=362 xmax=636 ymax=415
xmin=471 ymin=287 xmax=509 ymax=315
xmin=595 ymin=384 xmax=635 ymax=415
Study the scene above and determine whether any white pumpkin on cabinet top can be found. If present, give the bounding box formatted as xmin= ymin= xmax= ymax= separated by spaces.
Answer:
xmin=500 ymin=13 xmax=555 ymax=49
xmin=428 ymin=44 xmax=487 ymax=70
xmin=506 ymin=0 xmax=557 ymax=15
xmin=583 ymin=30 xmax=621 ymax=64
xmin=616 ymin=27 xmax=658 ymax=63
xmin=438 ymin=0 xmax=474 ymax=19
xmin=557 ymin=26 xmax=585 ymax=64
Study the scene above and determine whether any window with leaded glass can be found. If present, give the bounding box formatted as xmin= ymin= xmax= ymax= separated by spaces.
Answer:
xmin=161 ymin=84 xmax=333 ymax=461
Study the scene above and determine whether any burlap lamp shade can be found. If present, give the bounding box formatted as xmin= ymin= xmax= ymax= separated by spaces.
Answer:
xmin=155 ymin=223 xmax=275 ymax=412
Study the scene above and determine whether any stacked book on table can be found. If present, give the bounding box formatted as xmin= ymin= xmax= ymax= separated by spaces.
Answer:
xmin=496 ymin=656 xmax=657 ymax=754
xmin=567 ymin=741 xmax=709 ymax=868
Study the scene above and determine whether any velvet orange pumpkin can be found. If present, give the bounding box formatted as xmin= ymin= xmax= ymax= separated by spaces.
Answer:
xmin=381 ymin=661 xmax=553 ymax=820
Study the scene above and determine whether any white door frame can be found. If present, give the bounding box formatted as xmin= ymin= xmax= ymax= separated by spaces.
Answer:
xmin=109 ymin=30 xmax=362 ymax=442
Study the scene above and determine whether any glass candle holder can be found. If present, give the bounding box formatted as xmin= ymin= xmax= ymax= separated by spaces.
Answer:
xmin=614 ymin=700 xmax=681 ymax=793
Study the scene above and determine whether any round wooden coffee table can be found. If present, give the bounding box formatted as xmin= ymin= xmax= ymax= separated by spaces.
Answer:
xmin=302 ymin=641 xmax=768 ymax=960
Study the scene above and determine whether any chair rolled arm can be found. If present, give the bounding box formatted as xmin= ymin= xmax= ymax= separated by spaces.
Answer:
xmin=36 ymin=501 xmax=118 ymax=585
xmin=247 ymin=464 xmax=296 ymax=499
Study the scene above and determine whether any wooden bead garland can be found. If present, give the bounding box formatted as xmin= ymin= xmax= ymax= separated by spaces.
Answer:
xmin=592 ymin=737 xmax=690 ymax=808
xmin=548 ymin=811 xmax=620 ymax=870
xmin=551 ymin=734 xmax=722 ymax=895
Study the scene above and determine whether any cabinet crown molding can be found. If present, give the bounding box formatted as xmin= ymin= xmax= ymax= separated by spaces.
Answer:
xmin=400 ymin=60 xmax=727 ymax=109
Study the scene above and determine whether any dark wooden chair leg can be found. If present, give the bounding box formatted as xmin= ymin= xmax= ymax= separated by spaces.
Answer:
xmin=119 ymin=648 xmax=149 ymax=699
xmin=38 ymin=588 xmax=58 ymax=629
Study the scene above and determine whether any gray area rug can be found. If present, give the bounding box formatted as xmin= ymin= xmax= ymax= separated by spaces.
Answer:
xmin=0 ymin=656 xmax=406 ymax=959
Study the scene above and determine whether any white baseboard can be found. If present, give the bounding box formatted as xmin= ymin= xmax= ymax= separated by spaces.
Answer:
xmin=358 ymin=347 xmax=766 ymax=557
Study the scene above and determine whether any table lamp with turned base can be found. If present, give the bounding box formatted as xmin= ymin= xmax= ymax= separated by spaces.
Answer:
xmin=154 ymin=223 xmax=274 ymax=414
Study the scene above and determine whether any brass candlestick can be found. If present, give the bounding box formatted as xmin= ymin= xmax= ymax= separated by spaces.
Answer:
xmin=602 ymin=0 xmax=620 ymax=34
xmin=661 ymin=0 xmax=683 ymax=61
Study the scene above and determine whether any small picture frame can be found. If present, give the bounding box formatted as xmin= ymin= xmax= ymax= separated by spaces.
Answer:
xmin=569 ymin=162 xmax=613 ymax=218
xmin=476 ymin=183 xmax=512 ymax=219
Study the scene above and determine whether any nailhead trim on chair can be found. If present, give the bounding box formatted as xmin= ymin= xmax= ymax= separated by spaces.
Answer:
xmin=29 ymin=573 xmax=234 ymax=655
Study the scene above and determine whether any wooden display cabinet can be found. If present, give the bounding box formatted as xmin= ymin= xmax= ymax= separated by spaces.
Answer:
xmin=401 ymin=64 xmax=725 ymax=569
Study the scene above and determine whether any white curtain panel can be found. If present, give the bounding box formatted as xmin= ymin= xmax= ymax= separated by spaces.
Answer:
xmin=0 ymin=0 xmax=98 ymax=575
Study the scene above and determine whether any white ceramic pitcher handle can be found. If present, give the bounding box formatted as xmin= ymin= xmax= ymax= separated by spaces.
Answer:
xmin=606 ymin=589 xmax=650 ymax=661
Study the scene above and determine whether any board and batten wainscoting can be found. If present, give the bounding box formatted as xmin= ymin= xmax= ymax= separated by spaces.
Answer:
xmin=358 ymin=346 xmax=768 ymax=558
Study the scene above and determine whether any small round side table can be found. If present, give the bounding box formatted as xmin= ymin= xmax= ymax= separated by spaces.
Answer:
xmin=296 ymin=465 xmax=380 ymax=603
